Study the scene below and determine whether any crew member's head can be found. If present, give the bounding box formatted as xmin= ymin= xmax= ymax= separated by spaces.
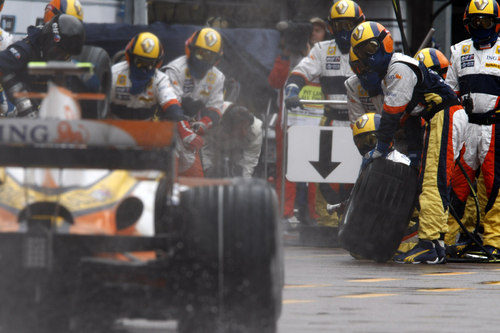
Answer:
xmin=40 ymin=14 xmax=85 ymax=61
xmin=351 ymin=21 xmax=393 ymax=76
xmin=414 ymin=47 xmax=450 ymax=79
xmin=44 ymin=0 xmax=84 ymax=23
xmin=352 ymin=113 xmax=381 ymax=156
xmin=463 ymin=0 xmax=500 ymax=47
xmin=185 ymin=27 xmax=222 ymax=79
xmin=309 ymin=17 xmax=327 ymax=45
xmin=327 ymin=0 xmax=365 ymax=53
xmin=221 ymin=103 xmax=254 ymax=139
xmin=125 ymin=32 xmax=164 ymax=94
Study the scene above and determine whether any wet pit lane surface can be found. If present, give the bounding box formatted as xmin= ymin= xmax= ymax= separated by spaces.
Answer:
xmin=123 ymin=246 xmax=500 ymax=333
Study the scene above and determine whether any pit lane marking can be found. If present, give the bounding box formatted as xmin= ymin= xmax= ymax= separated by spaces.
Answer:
xmin=285 ymin=254 xmax=350 ymax=259
xmin=421 ymin=272 xmax=476 ymax=276
xmin=481 ymin=281 xmax=500 ymax=285
xmin=283 ymin=299 xmax=316 ymax=304
xmin=285 ymin=284 xmax=333 ymax=289
xmin=417 ymin=288 xmax=473 ymax=292
xmin=347 ymin=278 xmax=402 ymax=283
xmin=338 ymin=293 xmax=397 ymax=299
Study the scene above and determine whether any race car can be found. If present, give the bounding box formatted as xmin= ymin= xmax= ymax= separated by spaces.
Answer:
xmin=0 ymin=63 xmax=283 ymax=333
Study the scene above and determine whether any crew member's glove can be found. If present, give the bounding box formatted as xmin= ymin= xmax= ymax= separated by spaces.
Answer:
xmin=424 ymin=92 xmax=442 ymax=111
xmin=462 ymin=94 xmax=474 ymax=114
xmin=177 ymin=120 xmax=204 ymax=150
xmin=362 ymin=141 xmax=390 ymax=168
xmin=181 ymin=97 xmax=205 ymax=117
xmin=284 ymin=84 xmax=302 ymax=109
xmin=191 ymin=116 xmax=213 ymax=135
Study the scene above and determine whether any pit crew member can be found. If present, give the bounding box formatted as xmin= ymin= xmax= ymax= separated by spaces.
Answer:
xmin=283 ymin=0 xmax=366 ymax=227
xmin=161 ymin=27 xmax=224 ymax=177
xmin=0 ymin=14 xmax=85 ymax=117
xmin=110 ymin=32 xmax=183 ymax=121
xmin=445 ymin=0 xmax=500 ymax=257
xmin=350 ymin=21 xmax=468 ymax=264
xmin=346 ymin=47 xmax=451 ymax=167
xmin=202 ymin=102 xmax=262 ymax=178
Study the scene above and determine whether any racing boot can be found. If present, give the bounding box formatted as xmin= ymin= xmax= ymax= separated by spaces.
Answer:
xmin=393 ymin=239 xmax=444 ymax=264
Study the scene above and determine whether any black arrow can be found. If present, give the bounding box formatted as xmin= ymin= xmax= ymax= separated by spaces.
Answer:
xmin=309 ymin=130 xmax=340 ymax=179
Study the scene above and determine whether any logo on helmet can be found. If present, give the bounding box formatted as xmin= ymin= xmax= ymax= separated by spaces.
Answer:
xmin=352 ymin=25 xmax=364 ymax=41
xmin=417 ymin=53 xmax=425 ymax=62
xmin=52 ymin=22 xmax=61 ymax=42
xmin=75 ymin=0 xmax=83 ymax=17
xmin=474 ymin=0 xmax=489 ymax=11
xmin=204 ymin=31 xmax=218 ymax=47
xmin=335 ymin=0 xmax=349 ymax=15
xmin=355 ymin=114 xmax=369 ymax=129
xmin=141 ymin=38 xmax=156 ymax=54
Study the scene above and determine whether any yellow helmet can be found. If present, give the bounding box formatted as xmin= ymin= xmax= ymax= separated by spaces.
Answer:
xmin=185 ymin=27 xmax=223 ymax=65
xmin=463 ymin=0 xmax=500 ymax=34
xmin=352 ymin=113 xmax=381 ymax=155
xmin=125 ymin=32 xmax=165 ymax=71
xmin=328 ymin=0 xmax=365 ymax=34
xmin=44 ymin=0 xmax=84 ymax=23
xmin=414 ymin=48 xmax=450 ymax=79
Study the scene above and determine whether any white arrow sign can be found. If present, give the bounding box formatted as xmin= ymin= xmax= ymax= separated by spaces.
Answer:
xmin=287 ymin=125 xmax=362 ymax=183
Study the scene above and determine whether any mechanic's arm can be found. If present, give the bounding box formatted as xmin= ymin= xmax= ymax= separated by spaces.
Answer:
xmin=155 ymin=72 xmax=184 ymax=121
xmin=377 ymin=64 xmax=417 ymax=152
xmin=284 ymin=44 xmax=322 ymax=108
xmin=445 ymin=45 xmax=460 ymax=96
xmin=0 ymin=43 xmax=35 ymax=116
xmin=195 ymin=75 xmax=224 ymax=135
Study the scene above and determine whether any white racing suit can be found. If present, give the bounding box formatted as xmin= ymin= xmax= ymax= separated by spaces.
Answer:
xmin=286 ymin=39 xmax=354 ymax=226
xmin=110 ymin=61 xmax=182 ymax=120
xmin=161 ymin=55 xmax=224 ymax=177
xmin=446 ymin=38 xmax=500 ymax=249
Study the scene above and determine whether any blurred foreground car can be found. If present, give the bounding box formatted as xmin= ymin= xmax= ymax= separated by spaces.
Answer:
xmin=0 ymin=63 xmax=283 ymax=333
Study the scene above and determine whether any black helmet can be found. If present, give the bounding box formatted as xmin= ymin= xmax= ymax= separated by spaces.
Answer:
xmin=40 ymin=14 xmax=85 ymax=61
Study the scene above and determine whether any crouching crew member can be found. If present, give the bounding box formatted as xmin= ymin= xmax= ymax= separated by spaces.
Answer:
xmin=110 ymin=32 xmax=183 ymax=121
xmin=161 ymin=27 xmax=224 ymax=177
xmin=350 ymin=21 xmax=468 ymax=264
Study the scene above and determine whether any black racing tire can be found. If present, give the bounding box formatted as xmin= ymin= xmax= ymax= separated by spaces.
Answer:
xmin=175 ymin=178 xmax=283 ymax=333
xmin=72 ymin=45 xmax=111 ymax=119
xmin=339 ymin=158 xmax=418 ymax=262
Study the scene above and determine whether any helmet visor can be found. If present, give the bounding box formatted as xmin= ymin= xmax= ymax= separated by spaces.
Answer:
xmin=470 ymin=15 xmax=495 ymax=30
xmin=133 ymin=56 xmax=158 ymax=71
xmin=330 ymin=19 xmax=358 ymax=33
xmin=429 ymin=65 xmax=448 ymax=79
xmin=193 ymin=47 xmax=220 ymax=65
xmin=353 ymin=132 xmax=377 ymax=155
xmin=350 ymin=59 xmax=370 ymax=75
xmin=353 ymin=39 xmax=380 ymax=61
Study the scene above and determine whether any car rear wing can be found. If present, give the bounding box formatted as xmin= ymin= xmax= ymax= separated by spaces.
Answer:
xmin=0 ymin=119 xmax=176 ymax=171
